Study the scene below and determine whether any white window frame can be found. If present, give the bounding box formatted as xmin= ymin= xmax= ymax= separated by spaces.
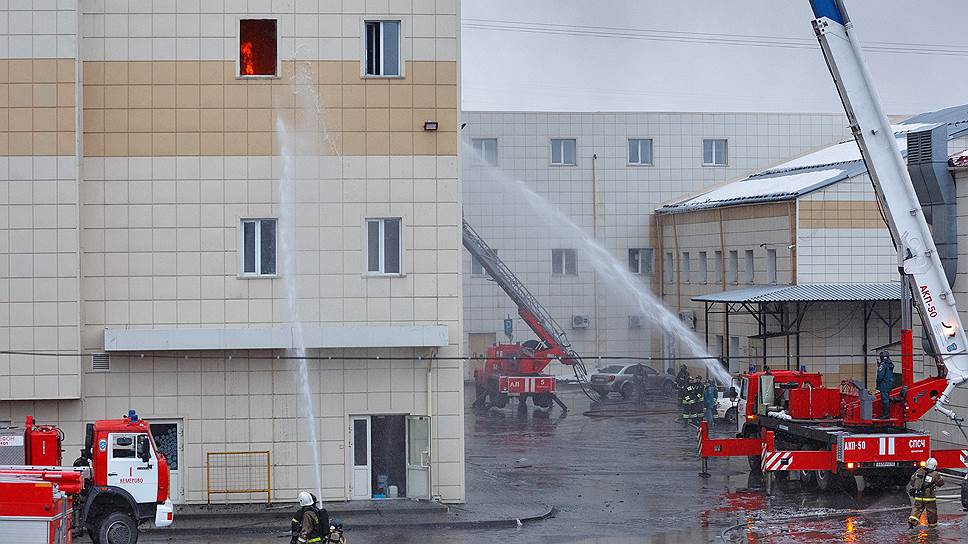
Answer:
xmin=471 ymin=138 xmax=498 ymax=166
xmin=702 ymin=138 xmax=728 ymax=166
xmin=361 ymin=19 xmax=405 ymax=79
xmin=713 ymin=250 xmax=722 ymax=284
xmin=744 ymin=249 xmax=755 ymax=284
xmin=365 ymin=218 xmax=404 ymax=276
xmin=628 ymin=248 xmax=653 ymax=275
xmin=551 ymin=248 xmax=577 ymax=276
xmin=627 ymin=138 xmax=654 ymax=166
xmin=698 ymin=251 xmax=708 ymax=284
xmin=239 ymin=218 xmax=277 ymax=277
xmin=767 ymin=248 xmax=777 ymax=284
xmin=664 ymin=252 xmax=674 ymax=284
xmin=550 ymin=138 xmax=577 ymax=166
xmin=727 ymin=250 xmax=738 ymax=284
xmin=236 ymin=18 xmax=281 ymax=79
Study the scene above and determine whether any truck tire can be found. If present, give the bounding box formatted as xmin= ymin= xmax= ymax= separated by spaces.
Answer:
xmin=816 ymin=470 xmax=834 ymax=492
xmin=533 ymin=393 xmax=553 ymax=409
xmin=97 ymin=512 xmax=139 ymax=544
xmin=492 ymin=393 xmax=509 ymax=408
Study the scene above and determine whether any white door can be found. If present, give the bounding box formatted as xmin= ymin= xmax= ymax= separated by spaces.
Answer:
xmin=150 ymin=422 xmax=183 ymax=503
xmin=406 ymin=416 xmax=430 ymax=499
xmin=106 ymin=432 xmax=158 ymax=504
xmin=349 ymin=417 xmax=371 ymax=500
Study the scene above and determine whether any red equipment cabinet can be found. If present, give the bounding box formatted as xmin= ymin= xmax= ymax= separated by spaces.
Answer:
xmin=788 ymin=387 xmax=840 ymax=419
xmin=0 ymin=472 xmax=83 ymax=543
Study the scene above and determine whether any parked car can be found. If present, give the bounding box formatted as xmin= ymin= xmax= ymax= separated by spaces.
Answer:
xmin=589 ymin=364 xmax=676 ymax=399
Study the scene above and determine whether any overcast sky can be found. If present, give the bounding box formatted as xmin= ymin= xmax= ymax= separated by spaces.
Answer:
xmin=461 ymin=0 xmax=968 ymax=114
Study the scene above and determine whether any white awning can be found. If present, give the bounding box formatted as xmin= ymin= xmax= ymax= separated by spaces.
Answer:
xmin=103 ymin=325 xmax=450 ymax=352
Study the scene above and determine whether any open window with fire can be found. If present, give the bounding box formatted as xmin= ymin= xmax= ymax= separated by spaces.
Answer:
xmin=239 ymin=19 xmax=278 ymax=77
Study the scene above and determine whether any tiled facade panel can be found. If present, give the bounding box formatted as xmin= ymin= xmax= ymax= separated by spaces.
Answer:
xmin=797 ymin=175 xmax=897 ymax=284
xmin=0 ymin=352 xmax=464 ymax=503
xmin=81 ymin=60 xmax=458 ymax=157
xmin=0 ymin=2 xmax=81 ymax=399
xmin=462 ymin=111 xmax=850 ymax=371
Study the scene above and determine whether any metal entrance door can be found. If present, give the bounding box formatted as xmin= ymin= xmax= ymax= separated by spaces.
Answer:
xmin=349 ymin=417 xmax=371 ymax=500
xmin=406 ymin=416 xmax=430 ymax=499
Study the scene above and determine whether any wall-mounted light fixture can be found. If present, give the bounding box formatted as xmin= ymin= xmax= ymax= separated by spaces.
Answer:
xmin=423 ymin=120 xmax=438 ymax=131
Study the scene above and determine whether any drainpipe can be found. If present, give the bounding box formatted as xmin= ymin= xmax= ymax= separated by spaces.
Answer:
xmin=591 ymin=153 xmax=601 ymax=357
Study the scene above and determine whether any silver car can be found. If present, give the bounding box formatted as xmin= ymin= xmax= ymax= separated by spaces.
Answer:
xmin=589 ymin=364 xmax=675 ymax=399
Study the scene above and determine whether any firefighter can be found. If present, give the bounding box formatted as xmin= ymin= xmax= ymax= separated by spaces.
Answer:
xmin=876 ymin=351 xmax=894 ymax=419
xmin=680 ymin=376 xmax=703 ymax=423
xmin=908 ymin=457 xmax=944 ymax=528
xmin=703 ymin=380 xmax=718 ymax=426
xmin=292 ymin=491 xmax=329 ymax=544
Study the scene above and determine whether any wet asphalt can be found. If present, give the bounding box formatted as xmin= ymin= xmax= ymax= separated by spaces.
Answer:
xmin=139 ymin=385 xmax=968 ymax=543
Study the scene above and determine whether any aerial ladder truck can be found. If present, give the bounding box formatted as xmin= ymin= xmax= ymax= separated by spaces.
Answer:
xmin=463 ymin=219 xmax=589 ymax=412
xmin=697 ymin=0 xmax=968 ymax=495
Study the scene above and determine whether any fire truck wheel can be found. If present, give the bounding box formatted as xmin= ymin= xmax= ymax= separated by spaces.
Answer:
xmin=815 ymin=470 xmax=834 ymax=492
xmin=492 ymin=393 xmax=509 ymax=408
xmin=799 ymin=470 xmax=818 ymax=489
xmin=533 ymin=394 xmax=553 ymax=409
xmin=97 ymin=512 xmax=139 ymax=544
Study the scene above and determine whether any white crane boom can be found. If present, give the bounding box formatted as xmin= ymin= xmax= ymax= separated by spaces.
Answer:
xmin=808 ymin=0 xmax=968 ymax=421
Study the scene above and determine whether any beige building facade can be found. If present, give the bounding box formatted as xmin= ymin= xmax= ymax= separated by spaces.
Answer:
xmin=0 ymin=1 xmax=464 ymax=504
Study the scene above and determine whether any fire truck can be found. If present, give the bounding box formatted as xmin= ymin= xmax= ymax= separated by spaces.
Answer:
xmin=463 ymin=220 xmax=587 ymax=412
xmin=698 ymin=0 xmax=968 ymax=496
xmin=0 ymin=411 xmax=173 ymax=543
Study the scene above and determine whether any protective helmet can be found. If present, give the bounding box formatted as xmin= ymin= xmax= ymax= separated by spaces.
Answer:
xmin=926 ymin=457 xmax=938 ymax=471
xmin=298 ymin=491 xmax=315 ymax=506
xmin=879 ymin=350 xmax=890 ymax=362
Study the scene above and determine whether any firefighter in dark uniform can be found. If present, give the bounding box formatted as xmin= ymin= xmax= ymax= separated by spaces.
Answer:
xmin=292 ymin=491 xmax=329 ymax=544
xmin=908 ymin=457 xmax=944 ymax=528
xmin=681 ymin=376 xmax=704 ymax=423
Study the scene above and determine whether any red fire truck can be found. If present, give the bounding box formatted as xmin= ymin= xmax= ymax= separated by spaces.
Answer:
xmin=698 ymin=1 xmax=968 ymax=497
xmin=0 ymin=410 xmax=173 ymax=544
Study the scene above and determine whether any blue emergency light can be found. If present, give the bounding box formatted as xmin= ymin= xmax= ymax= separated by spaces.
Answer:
xmin=128 ymin=409 xmax=139 ymax=422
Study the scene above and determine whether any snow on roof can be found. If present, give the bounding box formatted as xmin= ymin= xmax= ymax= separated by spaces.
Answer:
xmin=659 ymin=105 xmax=968 ymax=214
xmin=664 ymin=168 xmax=848 ymax=211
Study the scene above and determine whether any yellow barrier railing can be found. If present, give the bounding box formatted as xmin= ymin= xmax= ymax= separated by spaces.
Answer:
xmin=206 ymin=451 xmax=271 ymax=504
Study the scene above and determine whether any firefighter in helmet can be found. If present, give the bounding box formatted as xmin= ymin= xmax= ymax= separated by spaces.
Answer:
xmin=292 ymin=491 xmax=329 ymax=544
xmin=908 ymin=457 xmax=944 ymax=528
xmin=876 ymin=350 xmax=895 ymax=419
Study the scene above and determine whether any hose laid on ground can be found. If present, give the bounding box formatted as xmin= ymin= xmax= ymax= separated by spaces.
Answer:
xmin=718 ymin=497 xmax=960 ymax=543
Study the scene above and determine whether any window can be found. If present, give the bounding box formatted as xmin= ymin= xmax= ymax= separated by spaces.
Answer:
xmin=471 ymin=138 xmax=498 ymax=166
xmin=744 ymin=249 xmax=755 ymax=283
xmin=767 ymin=249 xmax=777 ymax=284
xmin=727 ymin=250 xmax=738 ymax=284
xmin=471 ymin=251 xmax=496 ymax=278
xmin=550 ymin=138 xmax=577 ymax=166
xmin=680 ymin=252 xmax=690 ymax=283
xmin=703 ymin=138 xmax=728 ymax=166
xmin=628 ymin=248 xmax=654 ymax=275
xmin=628 ymin=138 xmax=653 ymax=166
xmin=715 ymin=335 xmax=724 ymax=363
xmin=239 ymin=19 xmax=278 ymax=77
xmin=240 ymin=219 xmax=277 ymax=276
xmin=713 ymin=250 xmax=722 ymax=283
xmin=365 ymin=20 xmax=401 ymax=76
xmin=698 ymin=251 xmax=708 ymax=284
xmin=551 ymin=249 xmax=577 ymax=276
xmin=366 ymin=218 xmax=402 ymax=274
xmin=664 ymin=252 xmax=674 ymax=283
xmin=111 ymin=435 xmax=136 ymax=459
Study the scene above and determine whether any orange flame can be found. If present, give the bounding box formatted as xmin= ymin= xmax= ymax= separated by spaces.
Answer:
xmin=241 ymin=41 xmax=254 ymax=75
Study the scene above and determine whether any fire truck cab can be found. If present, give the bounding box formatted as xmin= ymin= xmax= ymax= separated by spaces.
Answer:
xmin=73 ymin=410 xmax=173 ymax=542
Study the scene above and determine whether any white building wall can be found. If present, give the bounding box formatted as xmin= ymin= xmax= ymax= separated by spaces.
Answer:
xmin=462 ymin=111 xmax=850 ymax=374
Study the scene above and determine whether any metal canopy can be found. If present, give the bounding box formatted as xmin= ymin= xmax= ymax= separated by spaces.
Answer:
xmin=692 ymin=282 xmax=902 ymax=304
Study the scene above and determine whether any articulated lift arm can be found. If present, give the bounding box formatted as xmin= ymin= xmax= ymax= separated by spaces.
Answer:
xmin=461 ymin=219 xmax=586 ymax=373
xmin=809 ymin=0 xmax=968 ymax=422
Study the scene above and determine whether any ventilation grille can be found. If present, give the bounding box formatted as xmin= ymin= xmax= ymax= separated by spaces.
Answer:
xmin=906 ymin=131 xmax=934 ymax=164
xmin=91 ymin=353 xmax=110 ymax=372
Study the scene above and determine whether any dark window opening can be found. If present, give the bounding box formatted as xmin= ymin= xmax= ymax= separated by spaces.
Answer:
xmin=240 ymin=19 xmax=278 ymax=77
xmin=365 ymin=21 xmax=401 ymax=76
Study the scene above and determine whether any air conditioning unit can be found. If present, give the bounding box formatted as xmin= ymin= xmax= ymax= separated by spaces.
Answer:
xmin=571 ymin=315 xmax=591 ymax=329
xmin=679 ymin=311 xmax=697 ymax=330
xmin=91 ymin=353 xmax=111 ymax=372
xmin=628 ymin=315 xmax=644 ymax=329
